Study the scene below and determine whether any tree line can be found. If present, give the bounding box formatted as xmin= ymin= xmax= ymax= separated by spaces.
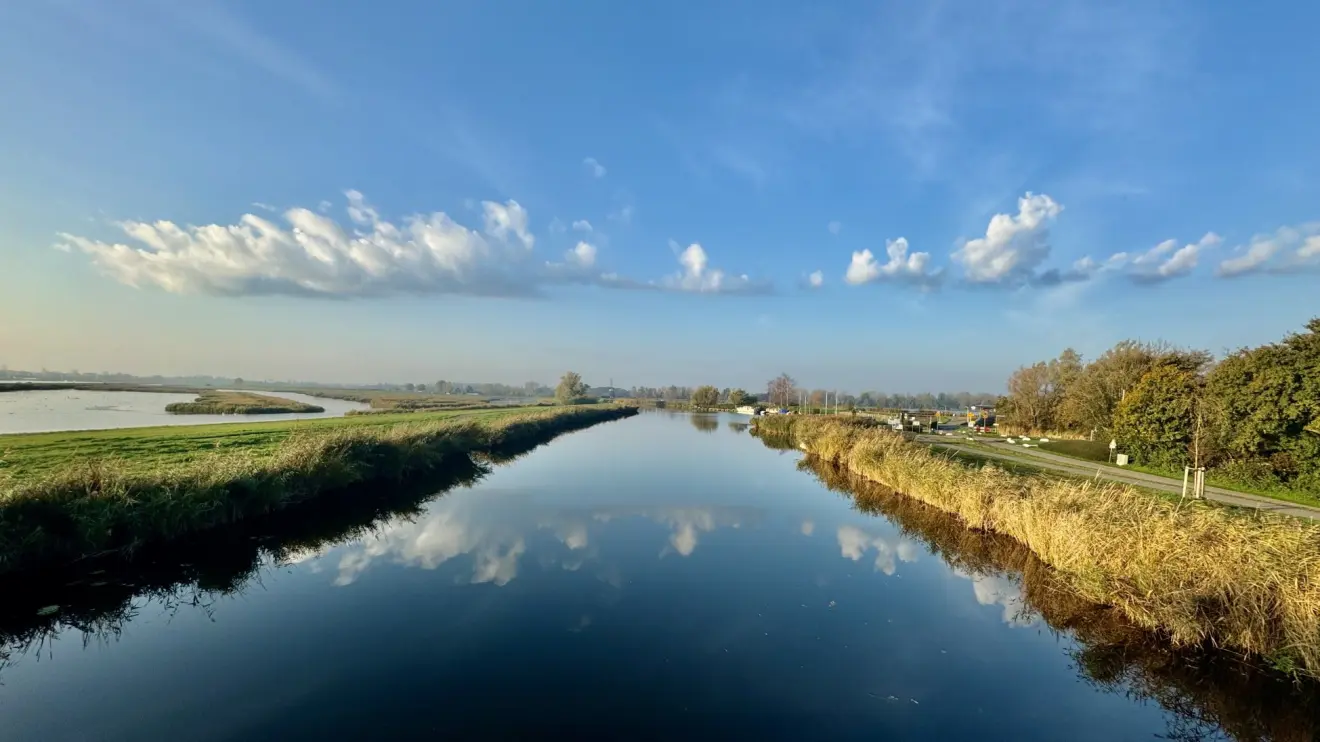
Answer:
xmin=1000 ymin=318 xmax=1320 ymax=491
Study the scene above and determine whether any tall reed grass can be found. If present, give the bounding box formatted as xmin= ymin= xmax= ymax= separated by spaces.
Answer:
xmin=0 ymin=405 xmax=635 ymax=574
xmin=754 ymin=415 xmax=1320 ymax=679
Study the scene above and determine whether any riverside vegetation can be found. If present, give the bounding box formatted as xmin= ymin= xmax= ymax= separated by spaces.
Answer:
xmin=0 ymin=404 xmax=636 ymax=574
xmin=999 ymin=317 xmax=1320 ymax=501
xmin=165 ymin=390 xmax=325 ymax=415
xmin=752 ymin=414 xmax=1320 ymax=680
xmin=800 ymin=457 xmax=1320 ymax=742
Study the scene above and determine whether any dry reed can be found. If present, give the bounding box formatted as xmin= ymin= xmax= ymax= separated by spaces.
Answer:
xmin=755 ymin=415 xmax=1320 ymax=678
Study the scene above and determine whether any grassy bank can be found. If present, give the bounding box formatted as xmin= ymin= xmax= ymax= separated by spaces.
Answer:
xmin=165 ymin=390 xmax=325 ymax=415
xmin=0 ymin=404 xmax=635 ymax=574
xmin=753 ymin=415 xmax=1320 ymax=679
xmin=803 ymin=458 xmax=1320 ymax=741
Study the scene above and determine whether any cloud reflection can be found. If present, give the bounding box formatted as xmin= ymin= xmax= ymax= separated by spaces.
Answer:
xmin=836 ymin=525 xmax=919 ymax=575
xmin=956 ymin=570 xmax=1037 ymax=627
xmin=302 ymin=499 xmax=763 ymax=587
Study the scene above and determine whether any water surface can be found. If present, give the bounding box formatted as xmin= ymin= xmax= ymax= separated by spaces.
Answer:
xmin=1 ymin=411 xmax=1311 ymax=740
xmin=0 ymin=390 xmax=368 ymax=434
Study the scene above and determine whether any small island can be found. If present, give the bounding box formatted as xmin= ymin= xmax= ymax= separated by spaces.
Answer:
xmin=165 ymin=391 xmax=325 ymax=415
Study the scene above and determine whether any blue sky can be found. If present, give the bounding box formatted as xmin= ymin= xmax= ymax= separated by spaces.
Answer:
xmin=2 ymin=0 xmax=1317 ymax=392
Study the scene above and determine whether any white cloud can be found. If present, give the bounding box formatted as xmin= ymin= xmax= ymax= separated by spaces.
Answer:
xmin=572 ymin=219 xmax=593 ymax=233
xmin=548 ymin=217 xmax=567 ymax=234
xmin=827 ymin=221 xmax=842 ymax=236
xmin=1124 ymin=232 xmax=1220 ymax=284
xmin=482 ymin=199 xmax=535 ymax=249
xmin=567 ymin=241 xmax=597 ymax=268
xmin=952 ymin=193 xmax=1063 ymax=284
xmin=659 ymin=242 xmax=769 ymax=294
xmin=845 ymin=237 xmax=940 ymax=287
xmin=801 ymin=520 xmax=815 ymax=536
xmin=1217 ymin=224 xmax=1320 ymax=277
xmin=57 ymin=193 xmax=616 ymax=299
xmin=251 ymin=202 xmax=276 ymax=212
xmin=316 ymin=200 xmax=332 ymax=213
xmin=583 ymin=157 xmax=607 ymax=178
xmin=806 ymin=270 xmax=824 ymax=288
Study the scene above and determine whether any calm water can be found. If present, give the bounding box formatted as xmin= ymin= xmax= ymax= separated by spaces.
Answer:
xmin=0 ymin=390 xmax=369 ymax=434
xmin=1 ymin=411 xmax=1312 ymax=740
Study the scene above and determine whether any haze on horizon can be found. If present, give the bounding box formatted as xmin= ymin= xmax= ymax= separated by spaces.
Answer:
xmin=2 ymin=1 xmax=1316 ymax=392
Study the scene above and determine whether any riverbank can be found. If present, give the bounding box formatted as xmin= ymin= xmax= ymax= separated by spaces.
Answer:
xmin=165 ymin=390 xmax=325 ymax=415
xmin=753 ymin=415 xmax=1320 ymax=680
xmin=0 ymin=404 xmax=636 ymax=574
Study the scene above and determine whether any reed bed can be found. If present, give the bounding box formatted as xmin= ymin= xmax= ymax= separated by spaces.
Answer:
xmin=754 ymin=415 xmax=1320 ymax=679
xmin=164 ymin=390 xmax=324 ymax=415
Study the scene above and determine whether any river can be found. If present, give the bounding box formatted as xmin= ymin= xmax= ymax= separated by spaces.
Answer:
xmin=0 ymin=389 xmax=369 ymax=434
xmin=0 ymin=411 xmax=1313 ymax=740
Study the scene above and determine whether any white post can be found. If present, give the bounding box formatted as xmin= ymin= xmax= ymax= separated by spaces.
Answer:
xmin=1182 ymin=466 xmax=1190 ymax=500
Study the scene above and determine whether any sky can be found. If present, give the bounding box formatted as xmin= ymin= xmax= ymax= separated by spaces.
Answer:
xmin=1 ymin=0 xmax=1317 ymax=392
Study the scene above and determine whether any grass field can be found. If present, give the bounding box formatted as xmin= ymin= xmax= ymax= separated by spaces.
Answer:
xmin=0 ymin=404 xmax=636 ymax=573
xmin=753 ymin=414 xmax=1320 ymax=680
xmin=1038 ymin=439 xmax=1111 ymax=461
xmin=0 ymin=405 xmax=549 ymax=481
xmin=164 ymin=390 xmax=324 ymax=415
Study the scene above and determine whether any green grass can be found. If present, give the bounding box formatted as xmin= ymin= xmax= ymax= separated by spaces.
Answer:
xmin=1038 ymin=439 xmax=1111 ymax=462
xmin=0 ymin=404 xmax=635 ymax=573
xmin=1036 ymin=440 xmax=1320 ymax=508
xmin=0 ymin=406 xmax=546 ymax=481
xmin=164 ymin=390 xmax=324 ymax=415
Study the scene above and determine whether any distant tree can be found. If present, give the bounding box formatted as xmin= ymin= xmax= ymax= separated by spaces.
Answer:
xmin=691 ymin=385 xmax=720 ymax=409
xmin=404 ymin=383 xmax=416 ymax=392
xmin=556 ymin=372 xmax=590 ymax=404
xmin=766 ymin=373 xmax=796 ymax=408
xmin=1113 ymin=365 xmax=1201 ymax=469
xmin=524 ymin=381 xmax=539 ymax=397
xmin=809 ymin=389 xmax=827 ymax=408
xmin=234 ymin=377 xmax=244 ymax=388
xmin=728 ymin=388 xmax=748 ymax=407
xmin=415 ymin=383 xmax=428 ymax=392
xmin=434 ymin=380 xmax=450 ymax=395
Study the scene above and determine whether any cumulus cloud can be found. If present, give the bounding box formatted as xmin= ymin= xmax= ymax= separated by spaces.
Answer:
xmin=583 ymin=157 xmax=607 ymax=178
xmin=659 ymin=242 xmax=770 ymax=295
xmin=806 ymin=270 xmax=824 ymax=288
xmin=952 ymin=193 xmax=1063 ymax=284
xmin=567 ymin=241 xmax=597 ymax=268
xmin=1123 ymin=232 xmax=1220 ymax=284
xmin=57 ymin=192 xmax=560 ymax=298
xmin=572 ymin=219 xmax=593 ymax=233
xmin=827 ymin=221 xmax=842 ymax=235
xmin=1217 ymin=224 xmax=1320 ymax=277
xmin=845 ymin=237 xmax=941 ymax=287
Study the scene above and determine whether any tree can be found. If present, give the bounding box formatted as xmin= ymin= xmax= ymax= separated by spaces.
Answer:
xmin=728 ymin=388 xmax=748 ymax=407
xmin=404 ymin=383 xmax=416 ymax=392
xmin=809 ymin=389 xmax=827 ymax=408
xmin=1113 ymin=365 xmax=1200 ymax=469
xmin=234 ymin=377 xmax=244 ymax=388
xmin=766 ymin=373 xmax=796 ymax=408
xmin=415 ymin=383 xmax=428 ymax=393
xmin=691 ymin=385 xmax=720 ymax=409
xmin=555 ymin=371 xmax=590 ymax=404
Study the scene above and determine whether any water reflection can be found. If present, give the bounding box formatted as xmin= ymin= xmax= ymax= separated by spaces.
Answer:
xmin=689 ymin=413 xmax=719 ymax=433
xmin=801 ymin=457 xmax=1320 ymax=742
